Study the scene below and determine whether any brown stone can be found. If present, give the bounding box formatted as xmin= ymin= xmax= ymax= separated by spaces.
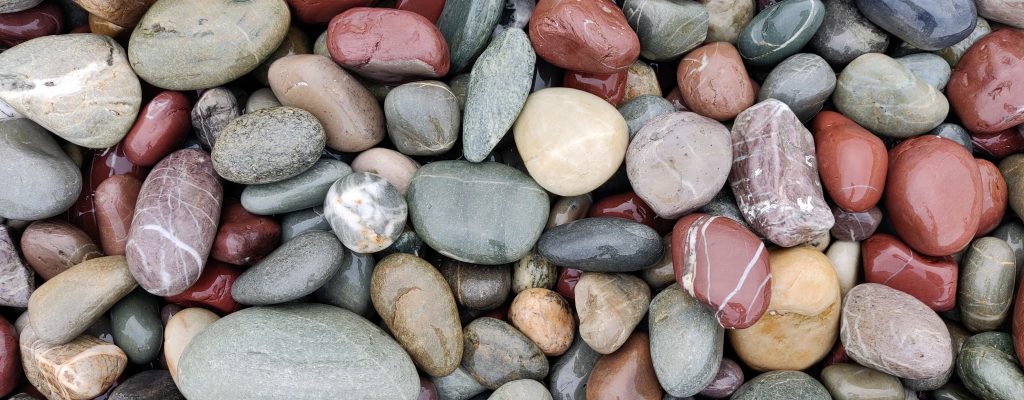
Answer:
xmin=529 ymin=0 xmax=640 ymax=74
xmin=350 ymin=148 xmax=420 ymax=195
xmin=87 ymin=13 xmax=128 ymax=41
xmin=976 ymin=159 xmax=1009 ymax=237
xmin=508 ymin=288 xmax=575 ymax=356
xmin=947 ymin=29 xmax=1024 ymax=134
xmin=72 ymin=0 xmax=155 ymax=27
xmin=94 ymin=175 xmax=142 ymax=256
xmin=211 ymin=199 xmax=280 ymax=266
xmin=812 ymin=111 xmax=888 ymax=212
xmin=675 ymin=42 xmax=755 ymax=121
xmin=19 ymin=320 xmax=126 ymax=400
xmin=563 ymin=70 xmax=627 ymax=106
xmin=21 ymin=220 xmax=101 ymax=281
xmin=326 ymin=8 xmax=450 ymax=82
xmin=586 ymin=332 xmax=663 ymax=400
xmin=862 ymin=234 xmax=958 ymax=312
xmin=286 ymin=0 xmax=372 ymax=25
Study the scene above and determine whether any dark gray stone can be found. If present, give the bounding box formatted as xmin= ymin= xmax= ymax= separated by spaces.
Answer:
xmin=437 ymin=0 xmax=504 ymax=74
xmin=109 ymin=288 xmax=163 ymax=364
xmin=280 ymin=207 xmax=329 ymax=242
xmin=462 ymin=317 xmax=549 ymax=389
xmin=315 ymin=251 xmax=375 ymax=316
xmin=440 ymin=259 xmax=511 ymax=310
xmin=241 ymin=159 xmax=352 ymax=215
xmin=932 ymin=123 xmax=973 ymax=153
xmin=618 ymin=95 xmax=675 ymax=139
xmin=231 ymin=231 xmax=345 ymax=305
xmin=548 ymin=336 xmax=600 ymax=400
xmin=108 ymin=370 xmax=184 ymax=400
xmin=537 ymin=217 xmax=663 ymax=272
xmin=809 ymin=0 xmax=890 ymax=66
xmin=758 ymin=53 xmax=836 ymax=122
xmin=854 ymin=0 xmax=977 ymax=51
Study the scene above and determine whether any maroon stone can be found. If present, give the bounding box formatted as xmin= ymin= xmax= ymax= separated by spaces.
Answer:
xmin=126 ymin=149 xmax=223 ymax=296
xmin=0 ymin=317 xmax=18 ymax=398
xmin=556 ymin=268 xmax=583 ymax=302
xmin=94 ymin=175 xmax=142 ymax=256
xmin=122 ymin=91 xmax=192 ymax=167
xmin=823 ymin=341 xmax=850 ymax=367
xmin=20 ymin=219 xmax=101 ymax=281
xmin=563 ymin=70 xmax=628 ymax=106
xmin=971 ymin=127 xmax=1024 ymax=159
xmin=0 ymin=1 xmax=63 ymax=48
xmin=671 ymin=213 xmax=771 ymax=329
xmin=70 ymin=144 xmax=148 ymax=242
xmin=589 ymin=191 xmax=673 ymax=236
xmin=813 ymin=111 xmax=888 ymax=212
xmin=665 ymin=87 xmax=688 ymax=111
xmin=530 ymin=0 xmax=640 ymax=74
xmin=211 ymin=199 xmax=280 ymax=266
xmin=863 ymin=233 xmax=958 ymax=312
xmin=948 ymin=29 xmax=1024 ymax=134
xmin=698 ymin=358 xmax=744 ymax=399
xmin=885 ymin=135 xmax=982 ymax=256
xmin=676 ymin=43 xmax=755 ymax=121
xmin=164 ymin=259 xmax=241 ymax=315
xmin=830 ymin=206 xmax=883 ymax=242
xmin=396 ymin=0 xmax=445 ymax=23
xmin=976 ymin=159 xmax=1008 ymax=237
xmin=286 ymin=0 xmax=373 ymax=25
xmin=327 ymin=8 xmax=450 ymax=82
xmin=417 ymin=376 xmax=438 ymax=400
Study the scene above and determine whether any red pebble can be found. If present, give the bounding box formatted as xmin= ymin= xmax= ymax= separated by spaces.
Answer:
xmin=211 ymin=200 xmax=281 ymax=266
xmin=165 ymin=260 xmax=242 ymax=315
xmin=123 ymin=91 xmax=192 ymax=167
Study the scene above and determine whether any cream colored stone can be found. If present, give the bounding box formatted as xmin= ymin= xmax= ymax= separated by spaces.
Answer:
xmin=19 ymin=317 xmax=126 ymax=400
xmin=575 ymin=272 xmax=651 ymax=354
xmin=622 ymin=61 xmax=662 ymax=104
xmin=513 ymin=88 xmax=628 ymax=196
xmin=351 ymin=148 xmax=421 ymax=195
xmin=164 ymin=307 xmax=220 ymax=385
xmin=827 ymin=241 xmax=861 ymax=296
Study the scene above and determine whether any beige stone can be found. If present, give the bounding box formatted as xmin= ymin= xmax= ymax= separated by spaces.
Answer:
xmin=575 ymin=272 xmax=651 ymax=354
xmin=19 ymin=317 xmax=126 ymax=400
xmin=622 ymin=61 xmax=662 ymax=104
xmin=700 ymin=0 xmax=755 ymax=43
xmin=509 ymin=288 xmax=575 ymax=356
xmin=351 ymin=148 xmax=421 ymax=195
xmin=164 ymin=307 xmax=220 ymax=384
xmin=827 ymin=241 xmax=861 ymax=296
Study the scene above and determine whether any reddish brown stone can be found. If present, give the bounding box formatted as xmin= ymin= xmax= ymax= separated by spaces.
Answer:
xmin=830 ymin=206 xmax=883 ymax=242
xmin=164 ymin=259 xmax=240 ymax=315
xmin=699 ymin=358 xmax=744 ymax=399
xmin=287 ymin=0 xmax=372 ymax=25
xmin=72 ymin=0 xmax=155 ymax=28
xmin=863 ymin=234 xmax=958 ymax=312
xmin=586 ymin=332 xmax=662 ymax=400
xmin=589 ymin=191 xmax=672 ymax=235
xmin=69 ymin=144 xmax=149 ymax=242
xmin=563 ymin=70 xmax=628 ymax=106
xmin=327 ymin=8 xmax=450 ymax=82
xmin=885 ymin=135 xmax=982 ymax=256
xmin=211 ymin=199 xmax=281 ymax=266
xmin=417 ymin=376 xmax=438 ymax=400
xmin=948 ymin=29 xmax=1024 ymax=134
xmin=672 ymin=213 xmax=771 ymax=329
xmin=87 ymin=13 xmax=128 ymax=41
xmin=976 ymin=159 xmax=1009 ymax=237
xmin=823 ymin=342 xmax=850 ymax=367
xmin=676 ymin=42 xmax=755 ymax=122
xmin=123 ymin=91 xmax=192 ymax=167
xmin=813 ymin=111 xmax=888 ymax=212
xmin=20 ymin=219 xmax=102 ymax=281
xmin=396 ymin=0 xmax=445 ymax=23
xmin=0 ymin=317 xmax=18 ymax=398
xmin=971 ymin=127 xmax=1024 ymax=159
xmin=0 ymin=1 xmax=62 ymax=48
xmin=556 ymin=268 xmax=582 ymax=302
xmin=665 ymin=87 xmax=688 ymax=111
xmin=94 ymin=175 xmax=142 ymax=256
xmin=530 ymin=0 xmax=640 ymax=74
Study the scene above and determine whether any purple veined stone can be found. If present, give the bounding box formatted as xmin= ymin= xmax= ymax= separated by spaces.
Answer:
xmin=0 ymin=225 xmax=34 ymax=307
xmin=699 ymin=358 xmax=744 ymax=398
xmin=125 ymin=149 xmax=223 ymax=296
xmin=830 ymin=206 xmax=883 ymax=242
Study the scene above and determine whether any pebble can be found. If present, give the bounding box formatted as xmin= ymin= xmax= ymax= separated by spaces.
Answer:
xmin=547 ymin=194 xmax=592 ymax=229
xmin=992 ymin=221 xmax=1024 ymax=269
xmin=648 ymin=285 xmax=723 ymax=398
xmin=0 ymin=226 xmax=33 ymax=308
xmin=959 ymin=237 xmax=1016 ymax=332
xmin=622 ymin=61 xmax=661 ymax=104
xmin=619 ymin=97 xmax=673 ymax=140
xmin=737 ymin=0 xmax=825 ymax=67
xmin=489 ymin=379 xmax=552 ymax=400
xmin=211 ymin=106 xmax=326 ymax=184
xmin=813 ymin=111 xmax=888 ymax=212
xmin=433 ymin=366 xmax=488 ymax=400
xmin=351 ymin=148 xmax=420 ymax=195
xmin=165 ymin=260 xmax=240 ymax=315
xmin=509 ymin=288 xmax=574 ymax=356
xmin=821 ymin=363 xmax=904 ymax=400
xmin=122 ymin=91 xmax=192 ymax=167
xmin=731 ymin=370 xmax=831 ymax=400
xmin=163 ymin=307 xmax=219 ymax=385
xmin=976 ymin=160 xmax=1008 ymax=236
xmin=676 ymin=42 xmax=755 ymax=121
xmin=622 ymin=0 xmax=707 ymax=61
xmin=0 ymin=120 xmax=83 ymax=221
xmin=211 ymin=199 xmax=280 ymax=265
xmin=108 ymin=370 xmax=184 ymax=400
xmin=0 ymin=1 xmax=62 ymax=48
xmin=758 ymin=53 xmax=836 ymax=123
xmin=641 ymin=236 xmax=675 ymax=289
xmin=314 ymin=250 xmax=375 ymax=316
xmin=538 ymin=217 xmax=662 ymax=272
xmin=461 ymin=317 xmax=549 ymax=389
xmin=809 ymin=0 xmax=890 ymax=66
xmin=231 ymin=231 xmax=345 ymax=305
xmin=19 ymin=321 xmax=127 ymax=400
xmin=72 ymin=0 xmax=152 ymax=28
xmin=328 ymin=8 xmax=450 ymax=82
xmin=463 ymin=28 xmax=535 ymax=162
xmin=586 ymin=332 xmax=662 ymax=400
xmin=285 ymin=0 xmax=370 ymax=24
xmin=438 ymin=0 xmax=504 ymax=74
xmin=20 ymin=219 xmax=100 ymax=281
xmin=109 ymin=289 xmax=162 ymax=364
xmin=94 ymin=175 xmax=142 ymax=257
xmin=855 ymin=0 xmax=977 ymax=51
xmin=700 ymin=0 xmax=753 ymax=43
xmin=440 ymin=259 xmax=512 ymax=311
xmin=190 ymin=87 xmax=240 ymax=149
xmin=588 ymin=191 xmax=671 ymax=233
xmin=548 ymin=336 xmax=600 ymax=400
xmin=251 ymin=27 xmax=310 ymax=86
xmin=699 ymin=358 xmax=744 ymax=399
xmin=385 ymin=81 xmax=460 ymax=156
xmin=177 ymin=304 xmax=420 ymax=399
xmin=896 ymin=53 xmax=952 ymax=91
xmin=826 ymin=241 xmax=860 ymax=297
xmin=863 ymin=234 xmax=958 ymax=312
xmin=244 ymin=87 xmax=281 ymax=113
xmin=325 ymin=172 xmax=407 ymax=253
xmin=575 ymin=272 xmax=650 ymax=354
xmin=128 ymin=0 xmax=289 ymax=90
xmin=241 ymin=158 xmax=353 ymax=215
xmin=975 ymin=0 xmax=1024 ymax=28
xmin=529 ymin=0 xmax=639 ymax=74
xmin=947 ymin=29 xmax=1024 ymax=134
xmin=512 ymin=251 xmax=557 ymax=293
xmin=957 ymin=331 xmax=1024 ymax=399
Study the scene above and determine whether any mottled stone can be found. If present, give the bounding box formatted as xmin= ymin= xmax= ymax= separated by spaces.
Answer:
xmin=538 ymin=218 xmax=662 ymax=272
xmin=699 ymin=358 xmax=744 ymax=399
xmin=0 ymin=225 xmax=33 ymax=307
xmin=813 ymin=111 xmax=888 ymax=212
xmin=108 ymin=370 xmax=184 ymax=400
xmin=440 ymin=259 xmax=512 ymax=311
xmin=211 ymin=199 xmax=280 ymax=265
xmin=512 ymin=250 xmax=557 ymax=293
xmin=529 ymin=0 xmax=639 ymax=74
xmin=20 ymin=219 xmax=100 ymax=281
xmin=462 ymin=317 xmax=549 ymax=389
xmin=436 ymin=0 xmax=503 ymax=74
xmin=855 ymin=0 xmax=977 ymax=50
xmin=231 ymin=231 xmax=345 ymax=305
xmin=327 ymin=8 xmax=450 ymax=82
xmin=242 ymin=159 xmax=352 ymax=215
xmin=700 ymin=0 xmax=753 ymax=43
xmin=385 ymin=81 xmax=460 ymax=156
xmin=575 ymin=272 xmax=651 ymax=354
xmin=623 ymin=0 xmax=706 ymax=61
xmin=732 ymin=371 xmax=831 ymax=400
xmin=622 ymin=61 xmax=661 ymax=104
xmin=0 ymin=124 xmax=83 ymax=219
xmin=19 ymin=321 xmax=127 ymax=400
xmin=960 ymin=237 xmax=1016 ymax=332
xmin=809 ymin=0 xmax=890 ymax=66
xmin=947 ymin=29 xmax=1024 ymax=134
xmin=586 ymin=332 xmax=662 ymax=400
xmin=509 ymin=288 xmax=574 ymax=356
xmin=958 ymin=332 xmax=1024 ymax=399
xmin=863 ymin=234 xmax=958 ymax=312
xmin=190 ymin=87 xmax=239 ymax=149
xmin=28 ymin=256 xmax=136 ymax=345
xmin=325 ymin=172 xmax=407 ymax=253
xmin=463 ymin=28 xmax=535 ymax=162
xmin=109 ymin=289 xmax=162 ymax=364
xmin=212 ymin=106 xmax=325 ymax=184
xmin=649 ymin=285 xmax=723 ymax=398
xmin=128 ymin=0 xmax=290 ymax=90
xmin=758 ymin=53 xmax=835 ymax=122
xmin=676 ymin=42 xmax=755 ymax=121
xmin=163 ymin=307 xmax=219 ymax=385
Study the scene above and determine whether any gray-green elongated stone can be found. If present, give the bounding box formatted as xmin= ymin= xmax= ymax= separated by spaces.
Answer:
xmin=732 ymin=370 xmax=831 ymax=400
xmin=758 ymin=53 xmax=836 ymax=122
xmin=231 ymin=231 xmax=345 ymax=305
xmin=280 ymin=207 xmax=329 ymax=242
xmin=177 ymin=303 xmax=420 ymax=400
xmin=623 ymin=0 xmax=708 ymax=61
xmin=959 ymin=237 xmax=1016 ymax=332
xmin=241 ymin=159 xmax=352 ymax=215
xmin=385 ymin=81 xmax=459 ymax=156
xmin=957 ymin=332 xmax=1024 ymax=400
xmin=212 ymin=106 xmax=326 ymax=185
xmin=315 ymin=250 xmax=375 ymax=316
xmin=649 ymin=285 xmax=723 ymax=398
xmin=463 ymin=28 xmax=536 ymax=162
xmin=437 ymin=0 xmax=504 ymax=74
xmin=110 ymin=288 xmax=163 ymax=364
xmin=0 ymin=119 xmax=82 ymax=220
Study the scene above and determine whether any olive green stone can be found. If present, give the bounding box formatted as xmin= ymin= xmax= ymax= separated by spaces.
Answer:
xmin=512 ymin=250 xmax=558 ymax=293
xmin=231 ymin=231 xmax=345 ymax=305
xmin=110 ymin=289 xmax=163 ymax=364
xmin=437 ymin=0 xmax=504 ymax=74
xmin=737 ymin=0 xmax=825 ymax=67
xmin=211 ymin=106 xmax=326 ymax=185
xmin=314 ymin=250 xmax=375 ymax=316
xmin=959 ymin=237 xmax=1016 ymax=332
xmin=623 ymin=0 xmax=708 ymax=61
xmin=732 ymin=370 xmax=831 ymax=400
xmin=462 ymin=317 xmax=549 ymax=389
xmin=241 ymin=159 xmax=352 ymax=215
xmin=439 ymin=259 xmax=511 ymax=310
xmin=957 ymin=332 xmax=1024 ymax=400
xmin=385 ymin=81 xmax=460 ymax=156
xmin=463 ymin=28 xmax=535 ymax=162
xmin=821 ymin=363 xmax=904 ymax=400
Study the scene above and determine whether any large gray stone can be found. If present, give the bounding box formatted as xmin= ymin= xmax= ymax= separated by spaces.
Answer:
xmin=231 ymin=231 xmax=345 ymax=305
xmin=649 ymin=285 xmax=723 ymax=398
xmin=211 ymin=106 xmax=326 ymax=185
xmin=0 ymin=119 xmax=82 ymax=220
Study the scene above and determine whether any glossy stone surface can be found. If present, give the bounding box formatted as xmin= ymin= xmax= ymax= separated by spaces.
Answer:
xmin=314 ymin=250 xmax=375 ymax=316
xmin=231 ymin=231 xmax=345 ymax=305
xmin=738 ymin=0 xmax=825 ymax=67
xmin=831 ymin=207 xmax=883 ymax=242
xmin=386 ymin=81 xmax=460 ymax=156
xmin=855 ymin=0 xmax=977 ymax=50
xmin=586 ymin=332 xmax=662 ymax=400
xmin=575 ymin=272 xmax=650 ymax=354
xmin=509 ymin=288 xmax=574 ymax=356
xmin=163 ymin=307 xmax=219 ymax=385
xmin=809 ymin=0 xmax=889 ymax=66
xmin=440 ymin=259 xmax=511 ymax=311
xmin=957 ymin=331 xmax=1024 ymax=399
xmin=211 ymin=106 xmax=326 ymax=185
xmin=700 ymin=358 xmax=744 ymax=399
xmin=622 ymin=0 xmax=707 ymax=61
xmin=0 ymin=120 xmax=83 ymax=220
xmin=896 ymin=53 xmax=951 ymax=91
xmin=0 ymin=1 xmax=62 ymax=48
xmin=94 ymin=175 xmax=142 ymax=256
xmin=729 ymin=99 xmax=834 ymax=247
xmin=649 ymin=285 xmax=723 ymax=398
xmin=20 ymin=219 xmax=100 ymax=281
xmin=885 ymin=135 xmax=981 ymax=257
xmin=327 ymin=8 xmax=450 ymax=82
xmin=463 ymin=28 xmax=535 ymax=162
xmin=947 ymin=29 xmax=1024 ymax=134
xmin=529 ymin=0 xmax=639 ymax=74
xmin=191 ymin=87 xmax=239 ymax=149
xmin=285 ymin=0 xmax=372 ymax=24
xmin=109 ymin=289 xmax=162 ymax=364
xmin=211 ymin=200 xmax=279 ymax=265
xmin=959 ymin=237 xmax=1016 ymax=332
xmin=122 ymin=91 xmax=191 ymax=167
xmin=126 ymin=149 xmax=222 ymax=296
xmin=0 ymin=225 xmax=33 ymax=307
xmin=758 ymin=53 xmax=835 ymax=122
xmin=538 ymin=218 xmax=662 ymax=272
xmin=841 ymin=283 xmax=953 ymax=379
xmin=548 ymin=336 xmax=600 ymax=400
xmin=863 ymin=234 xmax=958 ymax=312
xmin=241 ymin=159 xmax=352 ymax=215
xmin=461 ymin=317 xmax=549 ymax=390
xmin=165 ymin=260 xmax=240 ymax=315
xmin=325 ymin=172 xmax=407 ymax=253
xmin=676 ymin=42 xmax=755 ymax=121
xmin=177 ymin=304 xmax=420 ymax=399
xmin=547 ymin=194 xmax=592 ymax=229
xmin=512 ymin=251 xmax=557 ymax=293
xmin=437 ymin=0 xmax=503 ymax=74
xmin=813 ymin=111 xmax=888 ymax=212
xmin=19 ymin=322 xmax=127 ymax=400
xmin=976 ymin=159 xmax=1008 ymax=236
xmin=108 ymin=370 xmax=184 ymax=400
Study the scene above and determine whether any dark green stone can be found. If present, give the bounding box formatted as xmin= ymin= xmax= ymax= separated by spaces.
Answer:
xmin=463 ymin=28 xmax=535 ymax=162
xmin=959 ymin=237 xmax=1015 ymax=332
xmin=737 ymin=0 xmax=825 ymax=67
xmin=821 ymin=363 xmax=903 ymax=400
xmin=314 ymin=251 xmax=375 ymax=316
xmin=437 ymin=0 xmax=504 ymax=74
xmin=110 ymin=288 xmax=163 ymax=364
xmin=957 ymin=332 xmax=1024 ymax=400
xmin=649 ymin=285 xmax=723 ymax=398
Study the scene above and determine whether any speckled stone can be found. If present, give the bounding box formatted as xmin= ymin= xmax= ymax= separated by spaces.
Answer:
xmin=512 ymin=250 xmax=557 ymax=293
xmin=932 ymin=123 xmax=973 ymax=152
xmin=191 ymin=87 xmax=239 ymax=149
xmin=618 ymin=95 xmax=675 ymax=139
xmin=462 ymin=317 xmax=549 ymax=389
xmin=622 ymin=61 xmax=661 ymax=104
xmin=438 ymin=0 xmax=504 ymax=74
xmin=0 ymin=225 xmax=33 ymax=307
xmin=212 ymin=106 xmax=325 ymax=184
xmin=700 ymin=0 xmax=754 ymax=43
xmin=855 ymin=0 xmax=977 ymax=51
xmin=732 ymin=371 xmax=831 ymax=400
xmin=0 ymin=34 xmax=140 ymax=148
xmin=109 ymin=289 xmax=162 ymax=365
xmin=128 ymin=0 xmax=290 ymax=90
xmin=809 ymin=0 xmax=889 ymax=66
xmin=833 ymin=53 xmax=949 ymax=138
xmin=433 ymin=366 xmax=488 ymax=400
xmin=241 ymin=159 xmax=352 ymax=215
xmin=896 ymin=53 xmax=951 ymax=91
xmin=0 ymin=119 xmax=82 ymax=220
xmin=108 ymin=370 xmax=184 ymax=400
xmin=324 ymin=172 xmax=407 ymax=253
xmin=231 ymin=231 xmax=344 ymax=305
xmin=538 ymin=218 xmax=663 ymax=272
xmin=758 ymin=53 xmax=836 ymax=122
xmin=493 ymin=0 xmax=534 ymax=37
xmin=440 ymin=259 xmax=512 ymax=311
xmin=463 ymin=28 xmax=535 ymax=162
xmin=575 ymin=272 xmax=651 ymax=354
xmin=957 ymin=331 xmax=1024 ymax=399
xmin=821 ymin=363 xmax=904 ymax=400
xmin=959 ymin=237 xmax=1016 ymax=332
xmin=649 ymin=285 xmax=723 ymax=398
xmin=623 ymin=0 xmax=707 ymax=61
xmin=385 ymin=81 xmax=459 ymax=156
xmin=177 ymin=303 xmax=420 ymax=400
xmin=737 ymin=0 xmax=825 ymax=67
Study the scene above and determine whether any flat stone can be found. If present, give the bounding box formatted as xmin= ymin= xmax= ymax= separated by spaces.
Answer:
xmin=325 ymin=172 xmax=407 ymax=253
xmin=19 ymin=321 xmax=127 ymax=400
xmin=957 ymin=332 xmax=1024 ymax=399
xmin=676 ymin=42 xmax=755 ymax=121
xmin=959 ymin=237 xmax=1016 ymax=332
xmin=0 ymin=225 xmax=33 ymax=307
xmin=538 ymin=217 xmax=662 ymax=272
xmin=326 ymin=8 xmax=450 ymax=82
xmin=440 ymin=259 xmax=511 ymax=311
xmin=700 ymin=0 xmax=753 ymax=43
xmin=509 ymin=288 xmax=574 ymax=356
xmin=863 ymin=234 xmax=958 ymax=312
xmin=462 ymin=317 xmax=549 ymax=390
xmin=738 ymin=0 xmax=824 ymax=67
xmin=438 ymin=0 xmax=504 ymax=74
xmin=190 ymin=87 xmax=239 ymax=149
xmin=463 ymin=28 xmax=535 ymax=162
xmin=758 ymin=53 xmax=835 ymax=122
xmin=732 ymin=371 xmax=831 ymax=400
xmin=0 ymin=119 xmax=83 ymax=221
xmin=385 ymin=81 xmax=460 ymax=156
xmin=649 ymin=285 xmax=723 ymax=398
xmin=855 ymin=0 xmax=977 ymax=50
xmin=947 ymin=29 xmax=1024 ymax=134
xmin=163 ymin=307 xmax=219 ymax=385
xmin=809 ymin=0 xmax=889 ymax=66
xmin=490 ymin=379 xmax=552 ymax=400
xmin=128 ymin=0 xmax=289 ymax=90
xmin=314 ymin=250 xmax=375 ymax=316
xmin=548 ymin=336 xmax=600 ymax=400
xmin=211 ymin=199 xmax=280 ymax=265
xmin=623 ymin=0 xmax=707 ymax=61
xmin=177 ymin=304 xmax=420 ymax=400
xmin=813 ymin=111 xmax=888 ymax=212
xmin=241 ymin=159 xmax=352 ymax=216
xmin=108 ymin=370 xmax=184 ymax=400
xmin=212 ymin=106 xmax=325 ymax=185
xmin=618 ymin=95 xmax=674 ymax=139
xmin=575 ymin=272 xmax=651 ymax=354
xmin=231 ymin=231 xmax=345 ymax=305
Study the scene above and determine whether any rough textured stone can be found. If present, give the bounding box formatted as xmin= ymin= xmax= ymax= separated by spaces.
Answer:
xmin=231 ymin=231 xmax=345 ymax=305
xmin=28 ymin=256 xmax=136 ymax=345
xmin=0 ymin=225 xmax=33 ymax=307
xmin=212 ymin=106 xmax=325 ymax=185
xmin=538 ymin=217 xmax=662 ymax=272
xmin=385 ymin=81 xmax=460 ymax=156
xmin=623 ymin=0 xmax=707 ymax=61
xmin=575 ymin=272 xmax=651 ymax=354
xmin=463 ymin=28 xmax=535 ymax=162
xmin=958 ymin=332 xmax=1024 ymax=399
xmin=19 ymin=321 xmax=127 ymax=400
xmin=974 ymin=0 xmax=1024 ymax=28
xmin=700 ymin=0 xmax=753 ymax=43
xmin=462 ymin=317 xmax=549 ymax=390
xmin=758 ymin=53 xmax=836 ymax=122
xmin=437 ymin=0 xmax=504 ymax=74
xmin=241 ymin=159 xmax=352 ymax=216
xmin=809 ymin=0 xmax=889 ymax=66
xmin=649 ymin=285 xmax=723 ymax=398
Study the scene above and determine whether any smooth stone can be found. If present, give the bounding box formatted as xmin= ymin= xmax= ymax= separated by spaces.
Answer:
xmin=933 ymin=124 xmax=975 ymax=153
xmin=671 ymin=213 xmax=771 ymax=329
xmin=729 ymin=247 xmax=841 ymax=371
xmin=0 ymin=0 xmax=42 ymax=13
xmin=165 ymin=260 xmax=241 ymax=315
xmin=886 ymin=135 xmax=981 ymax=256
xmin=935 ymin=17 xmax=991 ymax=68
xmin=351 ymin=148 xmax=419 ymax=195
xmin=433 ymin=366 xmax=488 ymax=400
xmin=548 ymin=336 xmax=600 ymax=400
xmin=641 ymin=236 xmax=675 ymax=289
xmin=190 ymin=87 xmax=239 ymax=149
xmin=698 ymin=189 xmax=751 ymax=231
xmin=975 ymin=0 xmax=1024 ymax=28
xmin=126 ymin=149 xmax=222 ymax=296
xmin=896 ymin=53 xmax=951 ymax=91
xmin=489 ymin=379 xmax=551 ymax=400
xmin=729 ymin=100 xmax=834 ymax=247
xmin=0 ymin=34 xmax=139 ymax=149
xmin=281 ymin=208 xmax=329 ymax=242
xmin=324 ymin=172 xmax=407 ymax=253
xmin=622 ymin=61 xmax=661 ymax=104
xmin=463 ymin=27 xmax=535 ymax=162
xmin=1001 ymin=154 xmax=1024 ymax=223
xmin=19 ymin=322 xmax=127 ymax=400
xmin=758 ymin=53 xmax=835 ymax=122
xmin=834 ymin=53 xmax=949 ymax=138
xmin=94 ymin=175 xmax=142 ymax=257
xmin=841 ymin=283 xmax=953 ymax=379
xmin=509 ymin=288 xmax=574 ymax=356
xmin=947 ymin=29 xmax=1024 ymax=134
xmin=855 ymin=0 xmax=976 ymax=50
xmin=269 ymin=54 xmax=385 ymax=152
xmin=822 ymin=363 xmax=904 ymax=400
xmin=958 ymin=332 xmax=1024 ymax=399
xmin=407 ymin=160 xmax=548 ymax=265
xmin=251 ymin=26 xmax=310 ymax=86
xmin=649 ymin=285 xmax=723 ymax=398
xmin=813 ymin=111 xmax=887 ymax=212
xmin=71 ymin=0 xmax=153 ymax=28
xmin=385 ymin=80 xmax=459 ymax=156
xmin=547 ymin=194 xmax=592 ymax=228
xmin=109 ymin=289 xmax=162 ymax=364
xmin=618 ymin=95 xmax=674 ymax=140
xmin=831 ymin=206 xmax=883 ymax=241
xmin=738 ymin=0 xmax=824 ymax=67
xmin=0 ymin=98 xmax=22 ymax=121
xmin=440 ymin=259 xmax=512 ymax=311
xmin=587 ymin=332 xmax=662 ymax=400
xmin=826 ymin=241 xmax=861 ymax=296
xmin=623 ymin=0 xmax=707 ymax=61
xmin=20 ymin=219 xmax=100 ymax=281
xmin=231 ymin=231 xmax=345 ymax=305
xmin=211 ymin=199 xmax=280 ymax=265
xmin=122 ymin=91 xmax=191 ymax=167
xmin=437 ymin=0 xmax=503 ymax=74
xmin=108 ymin=370 xmax=184 ymax=400
xmin=676 ymin=42 xmax=755 ymax=121
xmin=699 ymin=358 xmax=744 ymax=399
xmin=245 ymin=88 xmax=281 ymax=114
xmin=0 ymin=225 xmax=33 ymax=307
xmin=863 ymin=234 xmax=957 ymax=312
xmin=397 ymin=0 xmax=446 ymax=22
xmin=177 ymin=304 xmax=420 ymax=399
xmin=514 ymin=88 xmax=628 ymax=196
xmin=538 ymin=217 xmax=662 ymax=272
xmin=128 ymin=0 xmax=289 ymax=90
xmin=0 ymin=121 xmax=82 ymax=221
xmin=529 ymin=0 xmax=639 ymax=74
xmin=163 ymin=308 xmax=219 ymax=385
xmin=284 ymin=0 xmax=371 ymax=24
xmin=931 ymin=383 xmax=977 ymax=400
xmin=809 ymin=0 xmax=890 ymax=66
xmin=0 ymin=300 xmax=17 ymax=396
xmin=0 ymin=1 xmax=63 ymax=48
xmin=960 ymin=237 xmax=1016 ymax=332
xmin=512 ymin=250 xmax=557 ymax=293
xmin=379 ymin=227 xmax=424 ymax=258
xmin=977 ymin=160 xmax=1009 ymax=236
xmin=556 ymin=65 xmax=625 ymax=105
xmin=313 ymin=250 xmax=374 ymax=316
xmin=462 ymin=317 xmax=549 ymax=389
xmin=626 ymin=112 xmax=731 ymax=219
xmin=88 ymin=12 xmax=128 ymax=40
xmin=241 ymin=159 xmax=352 ymax=215
xmin=700 ymin=0 xmax=753 ymax=43
xmin=732 ymin=371 xmax=830 ymax=400
xmin=212 ymin=106 xmax=325 ymax=185
xmin=28 ymin=256 xmax=136 ymax=345
xmin=575 ymin=272 xmax=651 ymax=354
xmin=372 ymin=253 xmax=462 ymax=377
xmin=326 ymin=8 xmax=450 ymax=82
